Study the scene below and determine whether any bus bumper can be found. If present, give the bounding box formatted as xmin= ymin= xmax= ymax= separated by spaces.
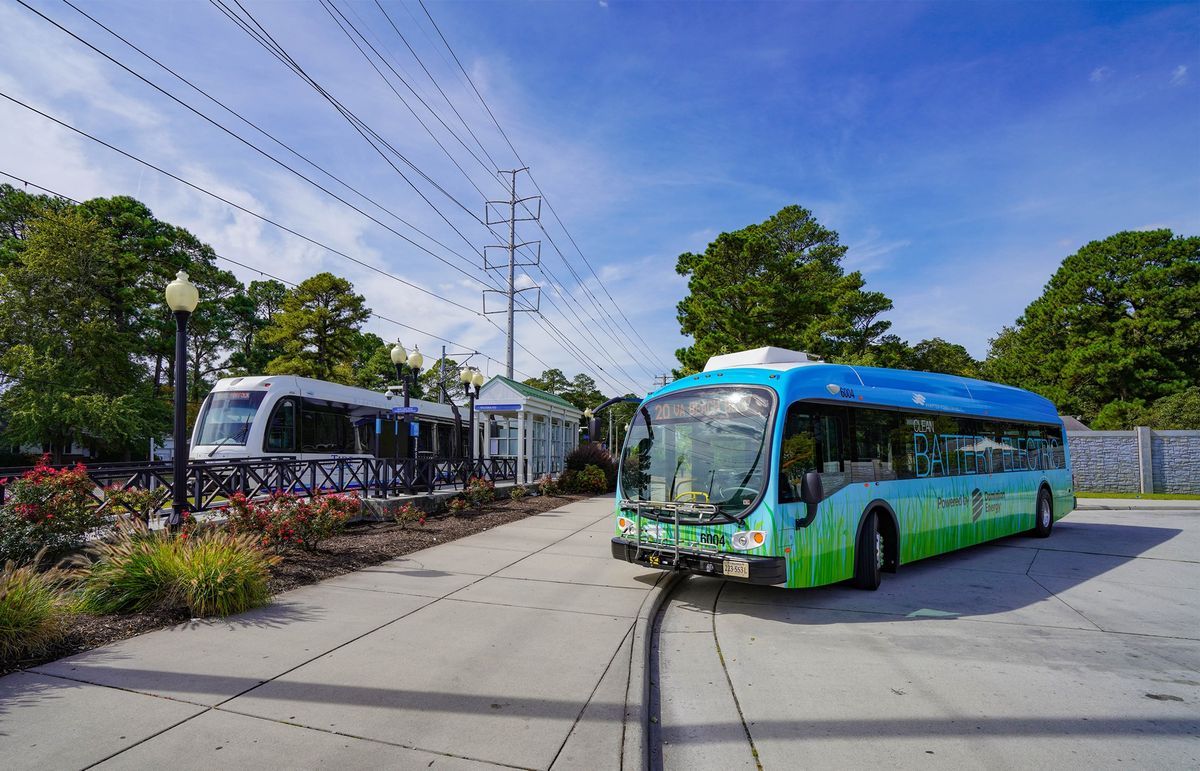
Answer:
xmin=610 ymin=537 xmax=786 ymax=585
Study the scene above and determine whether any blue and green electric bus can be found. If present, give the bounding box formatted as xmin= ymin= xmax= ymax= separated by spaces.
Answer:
xmin=611 ymin=347 xmax=1074 ymax=590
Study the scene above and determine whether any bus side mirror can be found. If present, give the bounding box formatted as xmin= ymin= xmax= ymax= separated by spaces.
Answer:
xmin=798 ymin=471 xmax=823 ymax=527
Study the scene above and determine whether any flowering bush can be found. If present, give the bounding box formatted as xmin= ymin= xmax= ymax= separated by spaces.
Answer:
xmin=536 ymin=474 xmax=560 ymax=497
xmin=394 ymin=502 xmax=426 ymax=528
xmin=564 ymin=444 xmax=617 ymax=491
xmin=223 ymin=491 xmax=357 ymax=551
xmin=509 ymin=485 xmax=528 ymax=501
xmin=446 ymin=496 xmax=470 ymax=514
xmin=0 ymin=456 xmax=106 ymax=563
xmin=465 ymin=476 xmax=496 ymax=507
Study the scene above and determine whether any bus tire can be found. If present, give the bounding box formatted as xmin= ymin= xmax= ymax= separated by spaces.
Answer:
xmin=1031 ymin=487 xmax=1053 ymax=538
xmin=853 ymin=511 xmax=883 ymax=590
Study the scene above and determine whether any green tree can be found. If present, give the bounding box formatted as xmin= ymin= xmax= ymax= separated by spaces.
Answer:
xmin=225 ymin=279 xmax=288 ymax=376
xmin=674 ymin=205 xmax=893 ymax=374
xmin=562 ymin=373 xmax=605 ymax=412
xmin=908 ymin=338 xmax=980 ymax=377
xmin=985 ymin=230 xmax=1199 ymax=423
xmin=0 ymin=206 xmax=163 ymax=460
xmin=260 ymin=272 xmax=370 ymax=383
xmin=523 ymin=368 xmax=570 ymax=396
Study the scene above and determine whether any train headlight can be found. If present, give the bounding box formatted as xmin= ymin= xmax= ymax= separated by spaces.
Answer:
xmin=731 ymin=531 xmax=766 ymax=550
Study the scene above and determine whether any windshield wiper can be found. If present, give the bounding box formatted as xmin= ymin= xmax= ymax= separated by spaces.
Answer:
xmin=205 ymin=420 xmax=250 ymax=457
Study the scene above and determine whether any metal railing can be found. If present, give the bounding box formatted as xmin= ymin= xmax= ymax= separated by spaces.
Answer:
xmin=0 ymin=455 xmax=519 ymax=513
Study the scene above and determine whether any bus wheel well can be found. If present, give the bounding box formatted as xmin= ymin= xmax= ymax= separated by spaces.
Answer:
xmin=873 ymin=506 xmax=899 ymax=573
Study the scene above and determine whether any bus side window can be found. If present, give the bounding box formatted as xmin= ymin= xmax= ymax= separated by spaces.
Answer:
xmin=264 ymin=399 xmax=297 ymax=453
xmin=779 ymin=403 xmax=846 ymax=503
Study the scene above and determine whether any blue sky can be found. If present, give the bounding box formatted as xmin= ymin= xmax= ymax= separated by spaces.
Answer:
xmin=0 ymin=0 xmax=1196 ymax=396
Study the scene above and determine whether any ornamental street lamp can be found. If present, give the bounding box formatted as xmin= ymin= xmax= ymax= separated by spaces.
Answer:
xmin=165 ymin=270 xmax=199 ymax=527
xmin=390 ymin=343 xmax=423 ymax=460
xmin=583 ymin=407 xmax=596 ymax=445
xmin=460 ymin=367 xmax=485 ymax=463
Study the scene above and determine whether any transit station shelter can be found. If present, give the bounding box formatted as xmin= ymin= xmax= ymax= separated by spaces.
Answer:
xmin=475 ymin=376 xmax=582 ymax=483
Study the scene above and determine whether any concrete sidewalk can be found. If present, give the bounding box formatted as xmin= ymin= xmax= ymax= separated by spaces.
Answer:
xmin=1076 ymin=497 xmax=1200 ymax=511
xmin=0 ymin=496 xmax=666 ymax=770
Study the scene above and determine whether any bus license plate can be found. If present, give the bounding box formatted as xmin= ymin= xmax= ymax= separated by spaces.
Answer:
xmin=723 ymin=560 xmax=749 ymax=578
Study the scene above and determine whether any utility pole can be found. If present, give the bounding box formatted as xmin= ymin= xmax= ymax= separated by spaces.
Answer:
xmin=485 ymin=168 xmax=541 ymax=378
xmin=653 ymin=374 xmax=672 ymax=390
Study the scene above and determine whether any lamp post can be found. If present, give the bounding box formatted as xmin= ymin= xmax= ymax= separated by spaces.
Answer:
xmin=460 ymin=367 xmax=485 ymax=463
xmin=583 ymin=407 xmax=595 ymax=446
xmin=165 ymin=270 xmax=199 ymax=527
xmin=390 ymin=342 xmax=423 ymax=460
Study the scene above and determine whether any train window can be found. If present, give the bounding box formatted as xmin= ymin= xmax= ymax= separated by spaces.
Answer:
xmin=264 ymin=398 xmax=297 ymax=453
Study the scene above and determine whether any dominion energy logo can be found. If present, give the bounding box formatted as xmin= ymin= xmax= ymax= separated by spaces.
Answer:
xmin=938 ymin=489 xmax=1006 ymax=522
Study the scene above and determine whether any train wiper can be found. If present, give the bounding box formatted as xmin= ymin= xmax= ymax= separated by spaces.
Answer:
xmin=204 ymin=420 xmax=251 ymax=457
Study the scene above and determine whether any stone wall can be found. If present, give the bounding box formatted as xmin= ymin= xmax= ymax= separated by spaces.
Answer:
xmin=1069 ymin=429 xmax=1200 ymax=494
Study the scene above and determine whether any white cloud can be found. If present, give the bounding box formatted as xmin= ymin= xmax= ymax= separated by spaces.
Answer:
xmin=1170 ymin=65 xmax=1188 ymax=86
xmin=1090 ymin=66 xmax=1112 ymax=83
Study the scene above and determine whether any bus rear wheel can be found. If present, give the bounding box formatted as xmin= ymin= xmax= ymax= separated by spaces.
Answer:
xmin=1031 ymin=487 xmax=1054 ymax=538
xmin=853 ymin=511 xmax=883 ymax=590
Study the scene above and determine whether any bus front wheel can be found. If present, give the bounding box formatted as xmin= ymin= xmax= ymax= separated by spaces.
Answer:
xmin=1031 ymin=487 xmax=1054 ymax=538
xmin=853 ymin=511 xmax=883 ymax=590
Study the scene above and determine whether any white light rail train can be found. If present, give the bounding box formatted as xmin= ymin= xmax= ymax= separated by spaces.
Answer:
xmin=189 ymin=376 xmax=465 ymax=461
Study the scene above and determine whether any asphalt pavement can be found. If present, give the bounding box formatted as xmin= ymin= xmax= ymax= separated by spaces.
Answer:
xmin=655 ymin=504 xmax=1200 ymax=769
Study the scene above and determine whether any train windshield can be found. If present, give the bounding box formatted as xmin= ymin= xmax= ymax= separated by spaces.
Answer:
xmin=619 ymin=386 xmax=774 ymax=517
xmin=195 ymin=391 xmax=267 ymax=446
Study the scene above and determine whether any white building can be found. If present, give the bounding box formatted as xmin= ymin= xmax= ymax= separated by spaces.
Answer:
xmin=474 ymin=376 xmax=582 ymax=483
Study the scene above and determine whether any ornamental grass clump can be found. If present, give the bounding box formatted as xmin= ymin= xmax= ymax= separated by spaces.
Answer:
xmin=77 ymin=522 xmax=279 ymax=617
xmin=174 ymin=530 xmax=278 ymax=617
xmin=75 ymin=524 xmax=182 ymax=614
xmin=0 ymin=550 xmax=72 ymax=662
xmin=0 ymin=456 xmax=107 ymax=563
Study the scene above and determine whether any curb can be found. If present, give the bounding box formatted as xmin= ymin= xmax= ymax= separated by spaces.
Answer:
xmin=622 ymin=569 xmax=685 ymax=771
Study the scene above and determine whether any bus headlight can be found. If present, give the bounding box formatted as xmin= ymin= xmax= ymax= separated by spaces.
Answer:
xmin=731 ymin=531 xmax=766 ymax=550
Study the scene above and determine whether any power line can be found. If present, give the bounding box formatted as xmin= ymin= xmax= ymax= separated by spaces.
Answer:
xmin=210 ymin=1 xmax=645 ymax=395
xmin=0 ymin=168 xmax=530 ymax=381
xmin=416 ymin=0 xmax=672 ymax=376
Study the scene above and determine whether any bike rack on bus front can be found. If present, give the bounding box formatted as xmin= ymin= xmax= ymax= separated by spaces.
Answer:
xmin=618 ymin=499 xmax=720 ymax=568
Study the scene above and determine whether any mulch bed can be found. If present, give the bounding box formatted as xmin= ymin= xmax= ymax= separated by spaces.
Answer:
xmin=2 ymin=493 xmax=595 ymax=677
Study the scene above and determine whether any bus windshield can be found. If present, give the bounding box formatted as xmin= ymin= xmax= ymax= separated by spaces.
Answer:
xmin=619 ymin=386 xmax=775 ymax=517
xmin=195 ymin=391 xmax=266 ymax=446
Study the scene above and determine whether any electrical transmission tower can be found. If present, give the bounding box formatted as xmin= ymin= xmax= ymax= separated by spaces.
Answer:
xmin=484 ymin=168 xmax=541 ymax=378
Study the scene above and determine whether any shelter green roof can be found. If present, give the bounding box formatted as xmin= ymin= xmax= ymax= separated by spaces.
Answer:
xmin=490 ymin=375 xmax=580 ymax=411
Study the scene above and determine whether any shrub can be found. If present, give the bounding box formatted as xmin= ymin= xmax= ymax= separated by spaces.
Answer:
xmin=223 ymin=492 xmax=356 ymax=551
xmin=509 ymin=485 xmax=528 ymax=501
xmin=564 ymin=445 xmax=617 ymax=491
xmin=0 ymin=456 xmax=107 ymax=563
xmin=465 ymin=476 xmax=496 ymax=507
xmin=536 ymin=474 xmax=560 ymax=496
xmin=394 ymin=502 xmax=425 ymax=528
xmin=446 ymin=496 xmax=470 ymax=514
xmin=562 ymin=464 xmax=609 ymax=495
xmin=0 ymin=551 xmax=72 ymax=662
xmin=77 ymin=522 xmax=279 ymax=617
